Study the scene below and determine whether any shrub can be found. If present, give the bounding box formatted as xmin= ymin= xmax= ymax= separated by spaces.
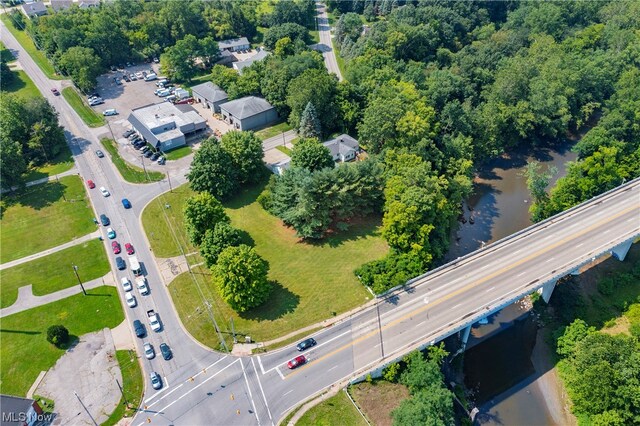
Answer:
xmin=46 ymin=325 xmax=69 ymax=347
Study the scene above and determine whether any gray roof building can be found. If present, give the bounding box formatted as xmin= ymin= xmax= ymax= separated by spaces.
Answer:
xmin=219 ymin=96 xmax=278 ymax=131
xmin=78 ymin=0 xmax=100 ymax=8
xmin=50 ymin=0 xmax=73 ymax=11
xmin=20 ymin=1 xmax=48 ymax=18
xmin=191 ymin=82 xmax=228 ymax=112
xmin=218 ymin=37 xmax=250 ymax=52
xmin=323 ymin=134 xmax=359 ymax=162
xmin=233 ymin=49 xmax=271 ymax=74
xmin=0 ymin=394 xmax=44 ymax=426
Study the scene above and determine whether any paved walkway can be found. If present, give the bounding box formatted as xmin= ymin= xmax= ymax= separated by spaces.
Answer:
xmin=1 ymin=166 xmax=77 ymax=194
xmin=0 ymin=272 xmax=115 ymax=318
xmin=0 ymin=230 xmax=101 ymax=271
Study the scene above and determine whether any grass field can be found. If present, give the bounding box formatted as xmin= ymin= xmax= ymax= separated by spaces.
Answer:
xmin=100 ymin=138 xmax=164 ymax=183
xmin=0 ymin=286 xmax=124 ymax=397
xmin=0 ymin=239 xmax=110 ymax=309
xmin=350 ymin=381 xmax=409 ymax=426
xmin=153 ymin=182 xmax=388 ymax=343
xmin=102 ymin=350 xmax=143 ymax=426
xmin=23 ymin=147 xmax=75 ymax=183
xmin=1 ymin=68 xmax=41 ymax=99
xmin=255 ymin=122 xmax=293 ymax=140
xmin=61 ymin=87 xmax=105 ymax=127
xmin=276 ymin=145 xmax=292 ymax=155
xmin=164 ymin=145 xmax=193 ymax=161
xmin=297 ymin=390 xmax=367 ymax=426
xmin=0 ymin=175 xmax=95 ymax=263
xmin=0 ymin=14 xmax=62 ymax=80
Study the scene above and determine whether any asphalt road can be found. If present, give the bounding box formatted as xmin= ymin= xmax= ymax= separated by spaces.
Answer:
xmin=4 ymin=17 xmax=639 ymax=426
xmin=316 ymin=2 xmax=343 ymax=81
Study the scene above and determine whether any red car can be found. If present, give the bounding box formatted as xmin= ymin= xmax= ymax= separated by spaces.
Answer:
xmin=287 ymin=355 xmax=306 ymax=369
xmin=125 ymin=243 xmax=134 ymax=255
xmin=87 ymin=180 xmax=95 ymax=189
xmin=51 ymin=88 xmax=60 ymax=96
xmin=111 ymin=241 xmax=121 ymax=254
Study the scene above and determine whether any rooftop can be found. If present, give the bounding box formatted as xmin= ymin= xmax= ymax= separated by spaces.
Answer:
xmin=323 ymin=134 xmax=359 ymax=157
xmin=191 ymin=82 xmax=228 ymax=103
xmin=219 ymin=96 xmax=274 ymax=120
xmin=218 ymin=37 xmax=250 ymax=50
xmin=0 ymin=395 xmax=36 ymax=426
xmin=131 ymin=102 xmax=204 ymax=131
xmin=234 ymin=49 xmax=271 ymax=73
xmin=21 ymin=1 xmax=47 ymax=15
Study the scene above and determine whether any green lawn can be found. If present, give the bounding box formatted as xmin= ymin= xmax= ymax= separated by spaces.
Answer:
xmin=61 ymin=87 xmax=105 ymax=127
xmin=22 ymin=147 xmax=75 ymax=183
xmin=255 ymin=121 xmax=293 ymax=140
xmin=0 ymin=175 xmax=96 ymax=263
xmin=153 ymin=183 xmax=388 ymax=343
xmin=310 ymin=29 xmax=320 ymax=44
xmin=164 ymin=145 xmax=193 ymax=161
xmin=297 ymin=390 xmax=367 ymax=426
xmin=102 ymin=350 xmax=143 ymax=426
xmin=0 ymin=239 xmax=110 ymax=309
xmin=0 ymin=14 xmax=62 ymax=80
xmin=0 ymin=286 xmax=124 ymax=397
xmin=276 ymin=145 xmax=292 ymax=155
xmin=1 ymin=69 xmax=41 ymax=99
xmin=100 ymin=138 xmax=164 ymax=183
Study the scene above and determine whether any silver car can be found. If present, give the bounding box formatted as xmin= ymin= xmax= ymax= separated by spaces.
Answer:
xmin=143 ymin=342 xmax=155 ymax=359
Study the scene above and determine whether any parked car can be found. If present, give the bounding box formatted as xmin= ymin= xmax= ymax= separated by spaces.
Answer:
xmin=121 ymin=277 xmax=132 ymax=292
xmin=114 ymin=78 xmax=122 ymax=86
xmin=100 ymin=186 xmax=110 ymax=197
xmin=123 ymin=129 xmax=135 ymax=138
xmin=126 ymin=61 xmax=133 ymax=67
xmin=96 ymin=150 xmax=105 ymax=158
xmin=144 ymin=342 xmax=155 ymax=359
xmin=51 ymin=88 xmax=60 ymax=96
xmin=287 ymin=355 xmax=306 ymax=369
xmin=150 ymin=372 xmax=162 ymax=390
xmin=133 ymin=320 xmax=146 ymax=338
xmin=159 ymin=343 xmax=172 ymax=360
xmin=116 ymin=256 xmax=126 ymax=270
xmin=135 ymin=71 xmax=144 ymax=79
xmin=89 ymin=98 xmax=104 ymax=106
xmin=150 ymin=152 xmax=160 ymax=161
xmin=110 ymin=65 xmax=117 ymax=71
xmin=136 ymin=143 xmax=147 ymax=150
xmin=128 ymin=132 xmax=140 ymax=140
xmin=144 ymin=150 xmax=154 ymax=158
xmin=137 ymin=277 xmax=149 ymax=295
xmin=125 ymin=291 xmax=136 ymax=308
xmin=107 ymin=228 xmax=116 ymax=239
xmin=122 ymin=74 xmax=130 ymax=82
xmin=141 ymin=146 xmax=150 ymax=153
xmin=103 ymin=109 xmax=118 ymax=116
xmin=153 ymin=57 xmax=159 ymax=63
xmin=296 ymin=338 xmax=316 ymax=351
xmin=99 ymin=214 xmax=109 ymax=226
xmin=158 ymin=156 xmax=166 ymax=165
xmin=87 ymin=180 xmax=96 ymax=189
xmin=125 ymin=243 xmax=134 ymax=255
xmin=122 ymin=198 xmax=132 ymax=209
xmin=129 ymin=73 xmax=137 ymax=80
xmin=112 ymin=241 xmax=121 ymax=254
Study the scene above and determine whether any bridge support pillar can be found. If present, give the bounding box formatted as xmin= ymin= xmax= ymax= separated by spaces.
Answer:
xmin=612 ymin=240 xmax=633 ymax=261
xmin=538 ymin=280 xmax=557 ymax=304
xmin=460 ymin=325 xmax=472 ymax=350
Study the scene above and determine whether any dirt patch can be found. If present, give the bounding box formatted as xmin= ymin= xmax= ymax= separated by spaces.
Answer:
xmin=350 ymin=381 xmax=409 ymax=426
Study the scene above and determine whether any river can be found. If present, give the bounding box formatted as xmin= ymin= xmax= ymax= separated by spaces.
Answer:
xmin=445 ymin=142 xmax=578 ymax=426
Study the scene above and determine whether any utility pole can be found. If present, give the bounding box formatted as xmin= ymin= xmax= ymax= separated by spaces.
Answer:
xmin=72 ymin=265 xmax=87 ymax=295
xmin=231 ymin=317 xmax=237 ymax=344
xmin=116 ymin=379 xmax=128 ymax=407
xmin=376 ymin=298 xmax=385 ymax=359
xmin=167 ymin=169 xmax=173 ymax=192
xmin=74 ymin=391 xmax=98 ymax=426
xmin=140 ymin=155 xmax=147 ymax=177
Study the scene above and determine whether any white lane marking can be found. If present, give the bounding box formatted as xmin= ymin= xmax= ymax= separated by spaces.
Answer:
xmin=545 ymin=257 xmax=555 ymax=263
xmin=240 ymin=358 xmax=261 ymax=425
xmin=373 ymin=344 xmax=380 ymax=348
xmin=517 ymin=271 xmax=527 ymax=277
xmin=191 ymin=357 xmax=228 ymax=381
xmin=251 ymin=358 xmax=274 ymax=424
xmin=154 ymin=359 xmax=239 ymax=416
xmin=451 ymin=304 xmax=461 ymax=309
xmin=485 ymin=286 xmax=495 ymax=293
xmin=164 ymin=377 xmax=169 ymax=387
xmin=143 ymin=383 xmax=171 ymax=404
xmin=146 ymin=383 xmax=184 ymax=409
xmin=257 ymin=355 xmax=266 ymax=374
xmin=513 ymin=249 xmax=522 ymax=254
xmin=480 ymin=264 xmax=490 ymax=270
xmin=423 ymin=297 xmax=429 ymax=304
xmin=327 ymin=365 xmax=339 ymax=372
xmin=627 ymin=217 xmax=637 ymax=223
xmin=276 ymin=367 xmax=285 ymax=380
xmin=575 ymin=243 xmax=584 ymax=247
xmin=416 ymin=320 xmax=426 ymax=326
xmin=283 ymin=390 xmax=294 ymax=397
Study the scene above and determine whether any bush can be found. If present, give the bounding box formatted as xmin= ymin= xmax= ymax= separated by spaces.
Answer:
xmin=46 ymin=325 xmax=69 ymax=347
xmin=383 ymin=362 xmax=400 ymax=382
xmin=597 ymin=277 xmax=615 ymax=296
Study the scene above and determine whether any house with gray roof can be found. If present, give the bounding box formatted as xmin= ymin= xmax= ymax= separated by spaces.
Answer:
xmin=50 ymin=0 xmax=73 ymax=12
xmin=233 ymin=49 xmax=271 ymax=74
xmin=323 ymin=134 xmax=359 ymax=162
xmin=0 ymin=394 xmax=44 ymax=426
xmin=219 ymin=96 xmax=278 ymax=131
xmin=218 ymin=37 xmax=250 ymax=52
xmin=20 ymin=1 xmax=47 ymax=18
xmin=78 ymin=0 xmax=100 ymax=8
xmin=191 ymin=82 xmax=228 ymax=113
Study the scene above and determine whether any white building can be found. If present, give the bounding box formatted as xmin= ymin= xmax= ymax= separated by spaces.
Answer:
xmin=218 ymin=37 xmax=250 ymax=52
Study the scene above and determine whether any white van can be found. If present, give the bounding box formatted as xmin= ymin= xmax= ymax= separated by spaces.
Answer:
xmin=156 ymin=89 xmax=170 ymax=97
xmin=144 ymin=73 xmax=157 ymax=81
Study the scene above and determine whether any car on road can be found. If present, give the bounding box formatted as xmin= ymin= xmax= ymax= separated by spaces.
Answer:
xmin=116 ymin=256 xmax=126 ymax=270
xmin=159 ymin=343 xmax=172 ymax=360
xmin=112 ymin=241 xmax=121 ymax=254
xmin=107 ymin=228 xmax=116 ymax=239
xmin=51 ymin=88 xmax=60 ymax=96
xmin=123 ymin=129 xmax=135 ymax=138
xmin=96 ymin=150 xmax=105 ymax=158
xmin=133 ymin=320 xmax=146 ymax=338
xmin=99 ymin=214 xmax=110 ymax=226
xmin=122 ymin=198 xmax=132 ymax=209
xmin=150 ymin=372 xmax=162 ymax=390
xmin=296 ymin=338 xmax=316 ymax=351
xmin=144 ymin=342 xmax=155 ymax=359
xmin=125 ymin=243 xmax=134 ymax=255
xmin=125 ymin=291 xmax=136 ymax=308
xmin=103 ymin=109 xmax=118 ymax=116
xmin=121 ymin=277 xmax=132 ymax=292
xmin=100 ymin=186 xmax=110 ymax=197
xmin=287 ymin=355 xmax=306 ymax=369
xmin=87 ymin=180 xmax=96 ymax=189
xmin=137 ymin=277 xmax=149 ymax=295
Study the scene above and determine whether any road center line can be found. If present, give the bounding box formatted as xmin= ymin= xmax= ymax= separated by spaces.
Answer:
xmin=251 ymin=358 xmax=274 ymax=423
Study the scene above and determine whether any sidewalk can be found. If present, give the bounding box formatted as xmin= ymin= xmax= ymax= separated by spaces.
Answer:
xmin=1 ymin=167 xmax=77 ymax=194
xmin=0 ymin=230 xmax=101 ymax=271
xmin=0 ymin=272 xmax=115 ymax=318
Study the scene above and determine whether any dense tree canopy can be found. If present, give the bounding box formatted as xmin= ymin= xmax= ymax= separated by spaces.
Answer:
xmin=290 ymin=138 xmax=334 ymax=172
xmin=187 ymin=138 xmax=238 ymax=199
xmin=219 ymin=130 xmax=264 ymax=184
xmin=183 ymin=192 xmax=229 ymax=246
xmin=200 ymin=222 xmax=242 ymax=268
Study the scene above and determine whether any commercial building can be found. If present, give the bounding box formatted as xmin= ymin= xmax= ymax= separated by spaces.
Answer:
xmin=219 ymin=96 xmax=278 ymax=131
xmin=233 ymin=49 xmax=271 ymax=74
xmin=128 ymin=102 xmax=207 ymax=151
xmin=191 ymin=82 xmax=228 ymax=113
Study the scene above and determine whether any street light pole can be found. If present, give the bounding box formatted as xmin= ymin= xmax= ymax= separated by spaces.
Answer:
xmin=116 ymin=378 xmax=128 ymax=407
xmin=376 ymin=298 xmax=385 ymax=359
xmin=74 ymin=391 xmax=98 ymax=426
xmin=72 ymin=265 xmax=87 ymax=295
xmin=167 ymin=169 xmax=173 ymax=192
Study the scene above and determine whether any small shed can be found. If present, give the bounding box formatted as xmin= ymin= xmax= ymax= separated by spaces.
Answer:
xmin=191 ymin=82 xmax=228 ymax=113
xmin=219 ymin=96 xmax=278 ymax=131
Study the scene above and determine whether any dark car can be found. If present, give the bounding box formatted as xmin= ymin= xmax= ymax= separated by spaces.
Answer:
xmin=51 ymin=88 xmax=60 ymax=96
xmin=296 ymin=338 xmax=316 ymax=351
xmin=115 ymin=256 xmax=126 ymax=270
xmin=99 ymin=214 xmax=110 ymax=226
xmin=122 ymin=198 xmax=132 ymax=209
xmin=150 ymin=152 xmax=160 ymax=161
xmin=122 ymin=74 xmax=130 ymax=82
xmin=133 ymin=320 xmax=146 ymax=338
xmin=287 ymin=355 xmax=306 ymax=369
xmin=136 ymin=143 xmax=147 ymax=151
xmin=128 ymin=133 xmax=139 ymax=140
xmin=96 ymin=150 xmax=105 ymax=158
xmin=159 ymin=343 xmax=172 ymax=360
xmin=123 ymin=129 xmax=135 ymax=138
xmin=134 ymin=142 xmax=146 ymax=149
xmin=131 ymin=137 xmax=142 ymax=145
xmin=144 ymin=150 xmax=154 ymax=158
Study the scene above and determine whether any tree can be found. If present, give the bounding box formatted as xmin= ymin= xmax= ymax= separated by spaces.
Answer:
xmin=286 ymin=69 xmax=339 ymax=134
xmin=523 ymin=161 xmax=557 ymax=222
xmin=212 ymin=245 xmax=271 ymax=312
xmin=0 ymin=138 xmax=26 ymax=191
xmin=58 ymin=46 xmax=102 ymax=92
xmin=183 ymin=192 xmax=229 ymax=246
xmin=46 ymin=325 xmax=69 ymax=347
xmin=160 ymin=34 xmax=200 ymax=81
xmin=187 ymin=138 xmax=239 ymax=199
xmin=263 ymin=23 xmax=310 ymax=50
xmin=335 ymin=13 xmax=363 ymax=46
xmin=298 ymin=102 xmax=322 ymax=139
xmin=219 ymin=131 xmax=264 ymax=184
xmin=274 ymin=37 xmax=295 ymax=58
xmin=556 ymin=319 xmax=596 ymax=358
xmin=200 ymin=222 xmax=242 ymax=268
xmin=199 ymin=36 xmax=220 ymax=67
xmin=210 ymin=64 xmax=239 ymax=92
xmin=290 ymin=138 xmax=334 ymax=172
xmin=0 ymin=61 xmax=14 ymax=87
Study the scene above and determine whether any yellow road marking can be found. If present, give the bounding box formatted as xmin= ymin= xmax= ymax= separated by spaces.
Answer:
xmin=287 ymin=203 xmax=639 ymax=378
